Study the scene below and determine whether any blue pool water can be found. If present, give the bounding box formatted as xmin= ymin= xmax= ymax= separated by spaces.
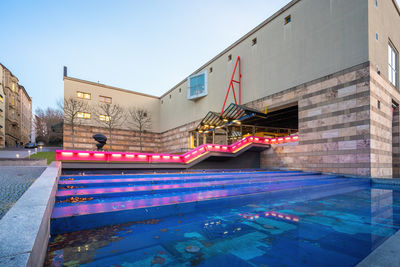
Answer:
xmin=45 ymin=170 xmax=400 ymax=266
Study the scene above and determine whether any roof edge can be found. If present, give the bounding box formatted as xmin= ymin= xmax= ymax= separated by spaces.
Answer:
xmin=63 ymin=76 xmax=160 ymax=100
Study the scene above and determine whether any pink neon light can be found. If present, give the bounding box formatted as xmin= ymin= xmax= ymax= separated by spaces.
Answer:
xmin=56 ymin=134 xmax=299 ymax=163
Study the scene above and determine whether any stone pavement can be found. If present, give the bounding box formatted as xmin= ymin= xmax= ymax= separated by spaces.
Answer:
xmin=0 ymin=166 xmax=46 ymax=219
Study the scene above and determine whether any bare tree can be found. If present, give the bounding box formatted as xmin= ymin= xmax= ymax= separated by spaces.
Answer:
xmin=95 ymin=103 xmax=125 ymax=150
xmin=58 ymin=97 xmax=90 ymax=149
xmin=35 ymin=107 xmax=63 ymax=145
xmin=127 ymin=107 xmax=152 ymax=152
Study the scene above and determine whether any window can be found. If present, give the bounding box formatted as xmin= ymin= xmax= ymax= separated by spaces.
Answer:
xmin=209 ymin=67 xmax=213 ymax=73
xmin=228 ymin=54 xmax=232 ymax=61
xmin=99 ymin=95 xmax=112 ymax=103
xmin=389 ymin=42 xmax=399 ymax=88
xmin=252 ymin=38 xmax=257 ymax=46
xmin=0 ymin=94 xmax=3 ymax=103
xmin=99 ymin=115 xmax=111 ymax=121
xmin=285 ymin=15 xmax=291 ymax=25
xmin=179 ymin=88 xmax=182 ymax=93
xmin=378 ymin=100 xmax=381 ymax=109
xmin=77 ymin=112 xmax=91 ymax=119
xmin=76 ymin=91 xmax=91 ymax=100
xmin=11 ymin=83 xmax=15 ymax=92
xmin=376 ymin=33 xmax=379 ymax=40
xmin=169 ymin=94 xmax=171 ymax=99
xmin=375 ymin=0 xmax=378 ymax=7
xmin=187 ymin=71 xmax=208 ymax=100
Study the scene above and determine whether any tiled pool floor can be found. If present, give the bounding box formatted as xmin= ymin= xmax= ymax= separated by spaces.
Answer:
xmin=45 ymin=180 xmax=400 ymax=266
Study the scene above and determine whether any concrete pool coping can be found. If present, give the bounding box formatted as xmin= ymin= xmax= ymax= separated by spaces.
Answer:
xmin=0 ymin=161 xmax=60 ymax=266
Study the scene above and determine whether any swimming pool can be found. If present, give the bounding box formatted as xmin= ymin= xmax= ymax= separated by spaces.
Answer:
xmin=45 ymin=170 xmax=400 ymax=266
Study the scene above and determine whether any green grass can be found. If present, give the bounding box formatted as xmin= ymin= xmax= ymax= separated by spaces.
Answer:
xmin=30 ymin=152 xmax=56 ymax=164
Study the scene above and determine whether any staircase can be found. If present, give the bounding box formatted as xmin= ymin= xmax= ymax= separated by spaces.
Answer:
xmin=50 ymin=170 xmax=370 ymax=234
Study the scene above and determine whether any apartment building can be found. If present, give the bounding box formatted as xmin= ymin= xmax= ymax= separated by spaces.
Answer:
xmin=64 ymin=0 xmax=400 ymax=178
xmin=20 ymin=85 xmax=32 ymax=145
xmin=0 ymin=64 xmax=33 ymax=147
xmin=0 ymin=66 xmax=6 ymax=148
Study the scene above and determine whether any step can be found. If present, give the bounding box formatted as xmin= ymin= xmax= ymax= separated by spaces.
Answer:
xmin=50 ymin=178 xmax=370 ymax=234
xmin=55 ymin=175 xmax=339 ymax=200
xmin=58 ymin=171 xmax=316 ymax=188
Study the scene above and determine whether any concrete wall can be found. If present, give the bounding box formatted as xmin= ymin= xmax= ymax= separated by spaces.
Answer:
xmin=159 ymin=0 xmax=369 ymax=132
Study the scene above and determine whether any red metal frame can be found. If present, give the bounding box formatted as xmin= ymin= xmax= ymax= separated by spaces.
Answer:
xmin=221 ymin=56 xmax=241 ymax=116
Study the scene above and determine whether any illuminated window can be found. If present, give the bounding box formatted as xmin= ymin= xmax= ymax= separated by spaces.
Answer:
xmin=11 ymin=83 xmax=15 ymax=92
xmin=77 ymin=112 xmax=91 ymax=119
xmin=187 ymin=71 xmax=208 ymax=100
xmin=76 ymin=91 xmax=91 ymax=100
xmin=0 ymin=94 xmax=3 ymax=103
xmin=99 ymin=115 xmax=111 ymax=121
xmin=99 ymin=95 xmax=112 ymax=103
xmin=389 ymin=42 xmax=399 ymax=88
xmin=11 ymin=96 xmax=15 ymax=106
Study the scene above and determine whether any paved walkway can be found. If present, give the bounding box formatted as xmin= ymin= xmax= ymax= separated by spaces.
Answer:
xmin=0 ymin=166 xmax=46 ymax=219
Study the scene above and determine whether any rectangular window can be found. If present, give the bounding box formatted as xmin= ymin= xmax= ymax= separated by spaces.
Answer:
xmin=389 ymin=42 xmax=399 ymax=88
xmin=0 ymin=94 xmax=4 ymax=103
xmin=76 ymin=91 xmax=91 ymax=100
xmin=187 ymin=71 xmax=208 ymax=100
xmin=252 ymin=38 xmax=257 ymax=46
xmin=77 ymin=112 xmax=91 ymax=119
xmin=285 ymin=15 xmax=291 ymax=25
xmin=99 ymin=95 xmax=112 ymax=103
xmin=99 ymin=115 xmax=111 ymax=121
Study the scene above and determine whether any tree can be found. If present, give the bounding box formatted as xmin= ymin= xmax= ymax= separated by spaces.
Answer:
xmin=35 ymin=107 xmax=63 ymax=145
xmin=127 ymin=107 xmax=152 ymax=152
xmin=95 ymin=103 xmax=125 ymax=150
xmin=58 ymin=97 xmax=90 ymax=149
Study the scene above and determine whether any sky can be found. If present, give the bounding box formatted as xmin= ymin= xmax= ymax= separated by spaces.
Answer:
xmin=0 ymin=0 xmax=399 ymax=112
xmin=0 ymin=0 xmax=292 ymax=111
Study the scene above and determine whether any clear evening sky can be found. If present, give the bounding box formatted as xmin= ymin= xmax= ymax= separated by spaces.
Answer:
xmin=1 ymin=0 xmax=398 ymax=112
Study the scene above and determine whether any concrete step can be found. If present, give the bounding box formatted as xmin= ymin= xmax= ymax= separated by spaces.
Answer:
xmin=55 ymin=175 xmax=338 ymax=201
xmin=50 ymin=176 xmax=369 ymax=234
xmin=58 ymin=171 xmax=316 ymax=188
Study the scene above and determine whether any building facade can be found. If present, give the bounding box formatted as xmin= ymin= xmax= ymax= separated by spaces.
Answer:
xmin=0 ymin=66 xmax=6 ymax=148
xmin=19 ymin=85 xmax=32 ymax=145
xmin=63 ymin=0 xmax=400 ymax=178
xmin=0 ymin=64 xmax=33 ymax=147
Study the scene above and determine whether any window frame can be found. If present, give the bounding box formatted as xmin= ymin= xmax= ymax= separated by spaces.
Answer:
xmin=99 ymin=95 xmax=112 ymax=103
xmin=77 ymin=112 xmax=91 ymax=119
xmin=76 ymin=91 xmax=91 ymax=100
xmin=389 ymin=41 xmax=399 ymax=88
xmin=187 ymin=70 xmax=208 ymax=100
xmin=99 ymin=114 xmax=112 ymax=121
